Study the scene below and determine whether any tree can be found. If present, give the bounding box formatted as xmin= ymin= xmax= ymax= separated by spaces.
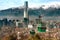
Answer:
xmin=28 ymin=34 xmax=42 ymax=40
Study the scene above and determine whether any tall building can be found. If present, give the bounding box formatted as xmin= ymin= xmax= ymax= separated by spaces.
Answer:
xmin=3 ymin=18 xmax=8 ymax=26
xmin=35 ymin=15 xmax=42 ymax=24
xmin=0 ymin=20 xmax=3 ymax=27
xmin=24 ymin=1 xmax=29 ymax=27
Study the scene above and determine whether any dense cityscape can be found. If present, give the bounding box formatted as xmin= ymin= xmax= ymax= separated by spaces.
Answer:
xmin=0 ymin=1 xmax=60 ymax=40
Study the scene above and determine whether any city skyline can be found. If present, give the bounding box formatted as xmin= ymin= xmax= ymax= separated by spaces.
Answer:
xmin=0 ymin=0 xmax=60 ymax=10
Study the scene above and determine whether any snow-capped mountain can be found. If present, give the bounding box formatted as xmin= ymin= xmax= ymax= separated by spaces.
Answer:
xmin=0 ymin=3 xmax=60 ymax=17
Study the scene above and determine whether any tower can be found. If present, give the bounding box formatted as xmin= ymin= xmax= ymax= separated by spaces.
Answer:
xmin=24 ymin=1 xmax=29 ymax=27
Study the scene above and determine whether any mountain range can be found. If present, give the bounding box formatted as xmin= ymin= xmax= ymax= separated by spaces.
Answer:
xmin=0 ymin=4 xmax=60 ymax=17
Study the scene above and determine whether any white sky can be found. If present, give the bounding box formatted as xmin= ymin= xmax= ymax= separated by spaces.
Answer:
xmin=0 ymin=0 xmax=60 ymax=10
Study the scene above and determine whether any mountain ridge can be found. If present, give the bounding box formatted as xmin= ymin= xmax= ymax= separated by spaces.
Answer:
xmin=0 ymin=4 xmax=60 ymax=17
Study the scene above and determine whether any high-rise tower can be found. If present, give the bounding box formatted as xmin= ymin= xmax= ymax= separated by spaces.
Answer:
xmin=24 ymin=1 xmax=28 ymax=18
xmin=24 ymin=1 xmax=29 ymax=27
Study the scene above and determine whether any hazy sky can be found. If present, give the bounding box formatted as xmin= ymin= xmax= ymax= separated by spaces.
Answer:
xmin=0 ymin=0 xmax=60 ymax=10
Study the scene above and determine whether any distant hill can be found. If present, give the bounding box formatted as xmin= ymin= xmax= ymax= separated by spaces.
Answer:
xmin=0 ymin=4 xmax=60 ymax=17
